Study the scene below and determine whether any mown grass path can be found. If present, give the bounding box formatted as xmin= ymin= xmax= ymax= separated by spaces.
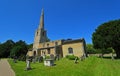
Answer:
xmin=9 ymin=56 xmax=120 ymax=76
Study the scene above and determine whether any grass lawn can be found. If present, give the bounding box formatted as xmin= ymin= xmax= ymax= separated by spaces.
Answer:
xmin=9 ymin=56 xmax=120 ymax=76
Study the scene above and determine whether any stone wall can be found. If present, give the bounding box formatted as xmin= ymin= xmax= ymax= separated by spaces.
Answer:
xmin=38 ymin=40 xmax=62 ymax=48
xmin=62 ymin=42 xmax=84 ymax=57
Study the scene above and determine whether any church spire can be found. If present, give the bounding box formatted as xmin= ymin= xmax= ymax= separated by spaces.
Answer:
xmin=39 ymin=8 xmax=44 ymax=29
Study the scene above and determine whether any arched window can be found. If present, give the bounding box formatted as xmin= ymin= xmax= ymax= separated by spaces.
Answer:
xmin=68 ymin=47 xmax=73 ymax=54
xmin=33 ymin=51 xmax=36 ymax=56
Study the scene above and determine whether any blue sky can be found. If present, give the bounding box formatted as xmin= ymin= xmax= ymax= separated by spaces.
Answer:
xmin=0 ymin=0 xmax=120 ymax=44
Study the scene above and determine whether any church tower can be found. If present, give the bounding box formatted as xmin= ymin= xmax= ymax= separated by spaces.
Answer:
xmin=33 ymin=8 xmax=48 ymax=52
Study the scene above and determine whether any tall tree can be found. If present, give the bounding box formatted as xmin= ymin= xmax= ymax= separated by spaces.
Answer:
xmin=92 ymin=19 xmax=120 ymax=58
xmin=10 ymin=40 xmax=28 ymax=60
xmin=27 ymin=43 xmax=33 ymax=50
xmin=0 ymin=40 xmax=15 ymax=58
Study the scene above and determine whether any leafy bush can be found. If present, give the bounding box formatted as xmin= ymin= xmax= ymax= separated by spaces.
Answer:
xmin=45 ymin=56 xmax=50 ymax=59
xmin=86 ymin=44 xmax=101 ymax=54
xmin=66 ymin=55 xmax=78 ymax=60
xmin=18 ymin=55 xmax=26 ymax=61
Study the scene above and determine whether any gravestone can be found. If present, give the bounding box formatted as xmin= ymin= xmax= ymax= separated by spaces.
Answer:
xmin=99 ymin=54 xmax=103 ymax=58
xmin=44 ymin=59 xmax=54 ymax=66
xmin=55 ymin=54 xmax=59 ymax=61
xmin=32 ymin=56 xmax=37 ymax=63
xmin=56 ymin=54 xmax=59 ymax=60
xmin=74 ymin=57 xmax=78 ymax=63
xmin=111 ymin=48 xmax=115 ymax=60
xmin=111 ymin=53 xmax=114 ymax=60
xmin=13 ymin=56 xmax=17 ymax=63
xmin=29 ymin=57 xmax=33 ymax=62
xmin=50 ymin=54 xmax=54 ymax=60
xmin=38 ymin=56 xmax=43 ymax=63
xmin=25 ymin=59 xmax=31 ymax=70
xmin=43 ymin=55 xmax=46 ymax=59
xmin=32 ymin=58 xmax=36 ymax=63
xmin=80 ymin=55 xmax=85 ymax=61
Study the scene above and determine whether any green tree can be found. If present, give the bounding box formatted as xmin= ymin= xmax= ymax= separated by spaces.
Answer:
xmin=10 ymin=46 xmax=22 ymax=57
xmin=10 ymin=40 xmax=28 ymax=60
xmin=0 ymin=40 xmax=15 ymax=58
xmin=27 ymin=43 xmax=33 ymax=50
xmin=92 ymin=19 xmax=120 ymax=58
xmin=0 ymin=44 xmax=4 ymax=58
xmin=86 ymin=44 xmax=96 ymax=54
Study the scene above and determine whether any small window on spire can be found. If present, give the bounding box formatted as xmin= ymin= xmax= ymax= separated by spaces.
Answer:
xmin=36 ymin=31 xmax=38 ymax=36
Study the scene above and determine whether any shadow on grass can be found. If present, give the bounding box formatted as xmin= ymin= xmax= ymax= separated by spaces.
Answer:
xmin=53 ymin=64 xmax=56 ymax=66
xmin=98 ymin=56 xmax=120 ymax=60
xmin=24 ymin=67 xmax=36 ymax=71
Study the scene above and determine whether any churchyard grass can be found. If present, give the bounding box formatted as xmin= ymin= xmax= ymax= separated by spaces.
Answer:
xmin=8 ymin=56 xmax=120 ymax=76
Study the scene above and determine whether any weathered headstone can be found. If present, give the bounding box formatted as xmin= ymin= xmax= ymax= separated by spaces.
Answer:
xmin=99 ymin=54 xmax=103 ymax=58
xmin=25 ymin=59 xmax=31 ymax=70
xmin=32 ymin=58 xmax=35 ymax=63
xmin=44 ymin=59 xmax=54 ymax=66
xmin=43 ymin=55 xmax=46 ymax=59
xmin=57 ymin=55 xmax=59 ymax=60
xmin=32 ymin=56 xmax=37 ymax=63
xmin=111 ymin=48 xmax=115 ymax=60
xmin=13 ymin=56 xmax=17 ymax=63
xmin=38 ymin=56 xmax=43 ymax=63
xmin=50 ymin=54 xmax=54 ymax=60
xmin=74 ymin=57 xmax=78 ymax=63
xmin=29 ymin=56 xmax=33 ymax=62
xmin=55 ymin=54 xmax=59 ymax=61
xmin=111 ymin=53 xmax=114 ymax=60
xmin=38 ymin=56 xmax=40 ymax=62
xmin=80 ymin=55 xmax=85 ymax=61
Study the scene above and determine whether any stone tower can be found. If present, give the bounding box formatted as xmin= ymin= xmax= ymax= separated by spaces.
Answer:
xmin=33 ymin=8 xmax=47 ymax=53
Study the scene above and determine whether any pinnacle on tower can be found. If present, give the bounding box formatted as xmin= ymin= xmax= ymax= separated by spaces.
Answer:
xmin=39 ymin=8 xmax=44 ymax=29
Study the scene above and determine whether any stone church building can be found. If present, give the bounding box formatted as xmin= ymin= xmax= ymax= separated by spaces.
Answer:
xmin=27 ymin=9 xmax=87 ymax=58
